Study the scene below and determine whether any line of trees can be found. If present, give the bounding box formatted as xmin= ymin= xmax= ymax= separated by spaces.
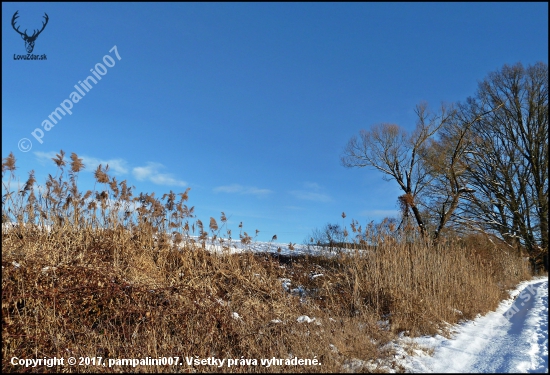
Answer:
xmin=341 ymin=62 xmax=548 ymax=271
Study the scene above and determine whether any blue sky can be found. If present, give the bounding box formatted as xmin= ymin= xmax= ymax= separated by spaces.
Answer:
xmin=2 ymin=2 xmax=548 ymax=244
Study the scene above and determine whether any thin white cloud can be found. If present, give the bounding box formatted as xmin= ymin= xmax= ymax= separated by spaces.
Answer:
xmin=214 ymin=184 xmax=244 ymax=193
xmin=213 ymin=183 xmax=272 ymax=197
xmin=34 ymin=151 xmax=186 ymax=187
xmin=290 ymin=182 xmax=331 ymax=202
xmin=34 ymin=151 xmax=59 ymax=165
xmin=290 ymin=190 xmax=331 ymax=202
xmin=33 ymin=151 xmax=129 ymax=175
xmin=284 ymin=206 xmax=305 ymax=210
xmin=132 ymin=162 xmax=187 ymax=187
xmin=246 ymin=187 xmax=272 ymax=196
xmin=303 ymin=182 xmax=322 ymax=190
xmin=80 ymin=156 xmax=129 ymax=175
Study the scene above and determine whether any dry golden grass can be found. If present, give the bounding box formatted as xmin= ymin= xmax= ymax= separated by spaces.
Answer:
xmin=2 ymin=151 xmax=532 ymax=373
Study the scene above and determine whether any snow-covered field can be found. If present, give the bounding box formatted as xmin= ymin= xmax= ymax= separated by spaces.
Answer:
xmin=391 ymin=276 xmax=548 ymax=373
xmin=189 ymin=237 xmax=336 ymax=257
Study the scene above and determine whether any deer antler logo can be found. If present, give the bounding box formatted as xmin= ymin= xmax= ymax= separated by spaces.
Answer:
xmin=12 ymin=11 xmax=49 ymax=54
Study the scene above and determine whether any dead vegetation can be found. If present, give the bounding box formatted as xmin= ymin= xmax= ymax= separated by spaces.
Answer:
xmin=2 ymin=151 xmax=531 ymax=372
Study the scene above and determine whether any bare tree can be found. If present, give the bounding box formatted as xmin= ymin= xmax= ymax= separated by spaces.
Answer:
xmin=341 ymin=100 xmax=505 ymax=243
xmin=341 ymin=62 xmax=547 ymax=262
xmin=341 ymin=103 xmax=455 ymax=238
xmin=457 ymin=62 xmax=548 ymax=270
xmin=306 ymin=222 xmax=347 ymax=253
xmin=419 ymin=119 xmax=474 ymax=238
xmin=420 ymin=101 xmax=507 ymax=240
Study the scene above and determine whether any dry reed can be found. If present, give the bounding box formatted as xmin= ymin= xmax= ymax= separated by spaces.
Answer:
xmin=2 ymin=151 xmax=531 ymax=373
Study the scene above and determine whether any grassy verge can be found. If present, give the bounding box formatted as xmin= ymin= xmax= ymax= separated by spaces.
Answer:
xmin=2 ymin=151 xmax=531 ymax=373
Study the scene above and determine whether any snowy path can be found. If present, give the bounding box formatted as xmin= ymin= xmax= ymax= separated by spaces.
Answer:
xmin=399 ymin=277 xmax=548 ymax=373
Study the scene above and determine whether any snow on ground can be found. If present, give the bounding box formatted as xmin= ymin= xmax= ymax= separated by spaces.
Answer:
xmin=191 ymin=237 xmax=331 ymax=257
xmin=394 ymin=276 xmax=548 ymax=373
xmin=185 ymin=236 xmax=374 ymax=260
